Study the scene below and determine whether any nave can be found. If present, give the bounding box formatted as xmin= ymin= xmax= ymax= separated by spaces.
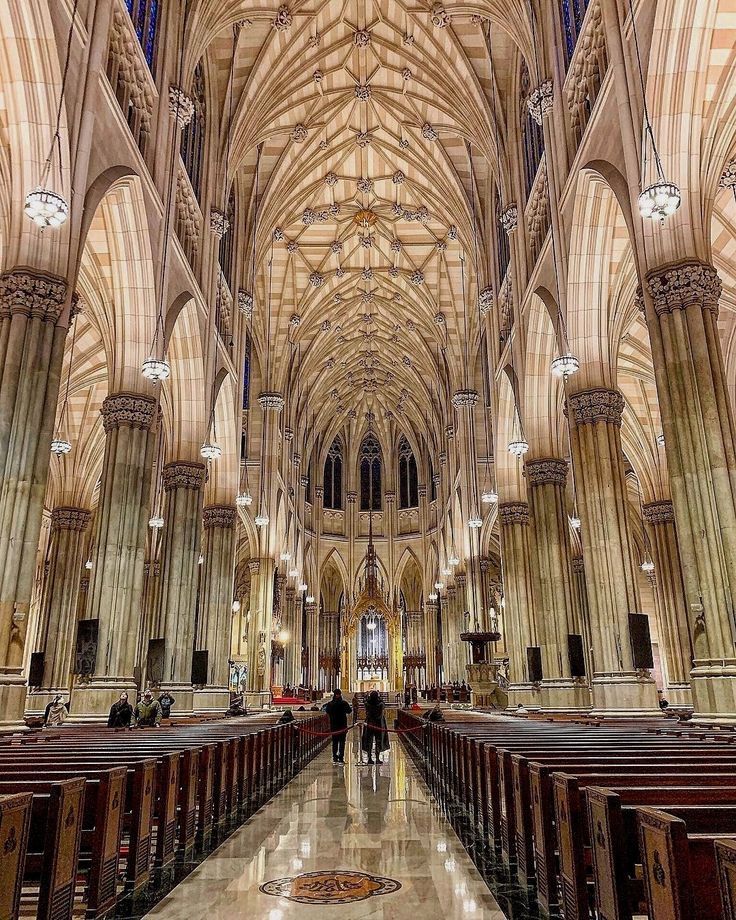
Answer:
xmin=144 ymin=736 xmax=505 ymax=920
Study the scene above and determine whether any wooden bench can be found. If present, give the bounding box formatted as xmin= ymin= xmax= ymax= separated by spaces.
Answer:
xmin=0 ymin=792 xmax=32 ymax=920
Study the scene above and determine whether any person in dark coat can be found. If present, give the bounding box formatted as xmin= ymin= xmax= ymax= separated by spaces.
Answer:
xmin=426 ymin=702 xmax=445 ymax=723
xmin=278 ymin=709 xmax=295 ymax=724
xmin=107 ymin=692 xmax=133 ymax=728
xmin=361 ymin=690 xmax=389 ymax=764
xmin=324 ymin=689 xmax=352 ymax=763
xmin=158 ymin=690 xmax=175 ymax=719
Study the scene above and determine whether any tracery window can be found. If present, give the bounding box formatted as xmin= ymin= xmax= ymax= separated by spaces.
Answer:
xmin=125 ymin=0 xmax=160 ymax=69
xmin=359 ymin=435 xmax=382 ymax=512
xmin=520 ymin=61 xmax=545 ymax=200
xmin=219 ymin=186 xmax=236 ymax=291
xmin=181 ymin=62 xmax=206 ymax=202
xmin=560 ymin=0 xmax=591 ymax=65
xmin=398 ymin=435 xmax=419 ymax=509
xmin=323 ymin=438 xmax=343 ymax=510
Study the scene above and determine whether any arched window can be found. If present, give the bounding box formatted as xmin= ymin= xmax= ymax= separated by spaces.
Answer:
xmin=520 ymin=61 xmax=545 ymax=200
xmin=359 ymin=436 xmax=382 ymax=512
xmin=323 ymin=438 xmax=343 ymax=510
xmin=125 ymin=0 xmax=160 ymax=69
xmin=219 ymin=186 xmax=236 ymax=290
xmin=398 ymin=435 xmax=419 ymax=509
xmin=560 ymin=0 xmax=591 ymax=65
xmin=181 ymin=62 xmax=206 ymax=202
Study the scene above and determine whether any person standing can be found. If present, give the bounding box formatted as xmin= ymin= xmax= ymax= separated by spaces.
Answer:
xmin=158 ymin=690 xmax=175 ymax=719
xmin=107 ymin=692 xmax=133 ymax=727
xmin=324 ymin=689 xmax=352 ymax=763
xmin=44 ymin=695 xmax=68 ymax=727
xmin=134 ymin=689 xmax=162 ymax=727
xmin=361 ymin=690 xmax=389 ymax=764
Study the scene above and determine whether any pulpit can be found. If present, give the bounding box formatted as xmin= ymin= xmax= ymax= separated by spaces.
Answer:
xmin=460 ymin=631 xmax=504 ymax=708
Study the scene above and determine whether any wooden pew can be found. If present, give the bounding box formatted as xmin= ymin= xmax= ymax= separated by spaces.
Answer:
xmin=0 ymin=792 xmax=32 ymax=920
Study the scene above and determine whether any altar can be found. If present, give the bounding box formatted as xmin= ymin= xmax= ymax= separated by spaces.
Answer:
xmin=357 ymin=679 xmax=389 ymax=693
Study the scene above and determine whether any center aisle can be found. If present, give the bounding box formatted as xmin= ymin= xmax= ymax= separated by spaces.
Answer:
xmin=144 ymin=734 xmax=506 ymax=919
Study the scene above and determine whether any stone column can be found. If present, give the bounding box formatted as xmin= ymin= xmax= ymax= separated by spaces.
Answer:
xmin=571 ymin=556 xmax=594 ymax=677
xmin=499 ymin=502 xmax=539 ymax=706
xmin=156 ymin=461 xmax=207 ymax=713
xmin=0 ymin=269 xmax=67 ymax=726
xmin=566 ymin=388 xmax=659 ymax=713
xmin=305 ymin=598 xmax=319 ymax=690
xmin=455 ymin=573 xmax=470 ymax=676
xmin=29 ymin=507 xmax=92 ymax=710
xmin=443 ymin=584 xmax=458 ymax=682
xmin=74 ymin=392 xmax=157 ymax=718
xmin=643 ymin=263 xmax=736 ymax=716
xmin=424 ymin=599 xmax=440 ymax=687
xmin=245 ymin=557 xmax=275 ymax=706
xmin=194 ymin=504 xmax=236 ymax=712
xmin=525 ymin=458 xmax=590 ymax=710
xmin=281 ymin=587 xmax=300 ymax=687
xmin=642 ymin=500 xmax=693 ymax=706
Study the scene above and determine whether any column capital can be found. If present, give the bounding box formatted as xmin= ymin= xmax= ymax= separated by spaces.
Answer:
xmin=51 ymin=506 xmax=92 ymax=532
xmin=571 ymin=555 xmax=584 ymax=574
xmin=203 ymin=504 xmax=237 ymax=529
xmin=102 ymin=392 xmax=157 ymax=431
xmin=315 ymin=486 xmax=324 ymax=500
xmin=0 ymin=268 xmax=67 ymax=322
xmin=498 ymin=501 xmax=529 ymax=526
xmin=258 ymin=392 xmax=285 ymax=411
xmin=210 ymin=208 xmax=230 ymax=239
xmin=645 ymin=260 xmax=721 ymax=317
xmin=162 ymin=460 xmax=207 ymax=491
xmin=566 ymin=387 xmax=624 ymax=426
xmin=168 ymin=85 xmax=194 ymax=127
xmin=455 ymin=573 xmax=467 ymax=587
xmin=285 ymin=586 xmax=295 ymax=602
xmin=444 ymin=425 xmax=455 ymax=440
xmin=525 ymin=457 xmax=568 ymax=486
xmin=248 ymin=559 xmax=261 ymax=574
xmin=418 ymin=484 xmax=427 ymax=498
xmin=425 ymin=600 xmax=438 ymax=613
xmin=527 ymin=79 xmax=553 ymax=124
xmin=500 ymin=204 xmax=518 ymax=234
xmin=305 ymin=600 xmax=318 ymax=614
xmin=451 ymin=389 xmax=479 ymax=409
xmin=385 ymin=491 xmax=396 ymax=503
xmin=347 ymin=491 xmax=357 ymax=504
xmin=642 ymin=499 xmax=675 ymax=525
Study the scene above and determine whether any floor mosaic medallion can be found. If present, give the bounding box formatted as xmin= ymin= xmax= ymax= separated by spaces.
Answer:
xmin=260 ymin=869 xmax=401 ymax=904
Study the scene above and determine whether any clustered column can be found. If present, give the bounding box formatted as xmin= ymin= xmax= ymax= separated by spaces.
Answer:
xmin=498 ymin=502 xmax=537 ymax=702
xmin=0 ymin=269 xmax=67 ymax=725
xmin=566 ymin=387 xmax=659 ymax=713
xmin=76 ymin=392 xmax=157 ymax=717
xmin=157 ymin=460 xmax=207 ymax=712
xmin=246 ymin=557 xmax=275 ymax=703
xmin=195 ymin=504 xmax=237 ymax=711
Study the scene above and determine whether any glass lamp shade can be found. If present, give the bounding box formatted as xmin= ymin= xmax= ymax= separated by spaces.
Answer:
xmin=141 ymin=357 xmax=170 ymax=381
xmin=24 ymin=187 xmax=69 ymax=229
xmin=508 ymin=439 xmax=529 ymax=457
xmin=288 ymin=568 xmax=299 ymax=578
xmin=434 ymin=582 xmax=444 ymax=591
xmin=231 ymin=600 xmax=241 ymax=612
xmin=428 ymin=592 xmax=438 ymax=601
xmin=280 ymin=551 xmax=292 ymax=561
xmin=50 ymin=437 xmax=72 ymax=455
xmin=482 ymin=489 xmax=498 ymax=504
xmin=468 ymin=515 xmax=483 ymax=528
xmin=638 ymin=181 xmax=681 ymax=223
xmin=148 ymin=515 xmax=164 ymax=529
xmin=656 ymin=433 xmax=665 ymax=447
xmin=641 ymin=559 xmax=655 ymax=574
xmin=367 ymin=620 xmax=376 ymax=630
xmin=569 ymin=516 xmax=581 ymax=530
xmin=236 ymin=491 xmax=253 ymax=507
xmin=278 ymin=629 xmax=290 ymax=643
xmin=200 ymin=440 xmax=222 ymax=461
xmin=551 ymin=353 xmax=580 ymax=378
xmin=305 ymin=594 xmax=315 ymax=604
xmin=254 ymin=512 xmax=270 ymax=527
xmin=85 ymin=559 xmax=93 ymax=570
xmin=198 ymin=554 xmax=204 ymax=565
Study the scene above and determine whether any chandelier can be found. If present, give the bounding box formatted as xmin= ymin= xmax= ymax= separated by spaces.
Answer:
xmin=148 ymin=515 xmax=165 ymax=530
xmin=141 ymin=357 xmax=171 ymax=382
xmin=254 ymin=512 xmax=270 ymax=527
xmin=236 ymin=491 xmax=253 ymax=507
xmin=200 ymin=439 xmax=222 ymax=461
xmin=551 ymin=353 xmax=580 ymax=379
xmin=481 ymin=489 xmax=498 ymax=504
xmin=50 ymin=437 xmax=72 ymax=455
xmin=25 ymin=189 xmax=68 ymax=230
xmin=508 ymin=439 xmax=529 ymax=457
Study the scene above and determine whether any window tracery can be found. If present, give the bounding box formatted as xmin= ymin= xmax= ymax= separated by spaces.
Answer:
xmin=125 ymin=0 xmax=160 ymax=69
xmin=181 ymin=61 xmax=206 ymax=202
xmin=359 ymin=435 xmax=382 ymax=512
xmin=398 ymin=435 xmax=418 ymax=509
xmin=520 ymin=61 xmax=545 ymax=200
xmin=323 ymin=438 xmax=343 ymax=510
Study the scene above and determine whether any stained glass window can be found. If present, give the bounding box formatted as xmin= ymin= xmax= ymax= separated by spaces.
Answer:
xmin=398 ymin=435 xmax=419 ymax=509
xmin=124 ymin=0 xmax=160 ymax=69
xmin=323 ymin=438 xmax=343 ymax=510
xmin=359 ymin=436 xmax=382 ymax=512
xmin=561 ymin=0 xmax=591 ymax=66
xmin=181 ymin=62 xmax=206 ymax=202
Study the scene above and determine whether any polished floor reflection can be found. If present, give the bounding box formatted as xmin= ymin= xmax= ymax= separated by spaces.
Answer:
xmin=144 ymin=736 xmax=506 ymax=919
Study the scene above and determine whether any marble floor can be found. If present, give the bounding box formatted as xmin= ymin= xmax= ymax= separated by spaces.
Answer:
xmin=144 ymin=737 xmax=506 ymax=920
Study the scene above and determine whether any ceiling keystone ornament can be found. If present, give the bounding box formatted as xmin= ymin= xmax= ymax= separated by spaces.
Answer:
xmin=302 ymin=207 xmax=328 ymax=224
xmin=391 ymin=239 xmax=402 ymax=251
xmin=168 ymin=85 xmax=194 ymax=127
xmin=434 ymin=312 xmax=445 ymax=325
xmin=286 ymin=240 xmax=298 ymax=253
xmin=313 ymin=69 xmax=324 ymax=83
xmin=330 ymin=240 xmax=343 ymax=253
xmin=719 ymin=160 xmax=736 ymax=188
xmin=321 ymin=319 xmax=332 ymax=331
xmin=210 ymin=208 xmax=230 ymax=238
xmin=448 ymin=225 xmax=458 ymax=239
xmin=391 ymin=202 xmax=403 ymax=217
xmin=328 ymin=202 xmax=340 ymax=215
xmin=273 ymin=5 xmax=293 ymax=31
xmin=355 ymin=83 xmax=372 ymax=101
xmin=360 ymin=235 xmax=373 ymax=248
xmin=308 ymin=33 xmax=321 ymax=47
xmin=309 ymin=271 xmax=325 ymax=287
xmin=319 ymin=139 xmax=328 ymax=150
xmin=325 ymin=172 xmax=338 ymax=186
xmin=527 ymin=80 xmax=554 ymax=125
xmin=289 ymin=313 xmax=301 ymax=326
xmin=357 ymin=177 xmax=374 ymax=193
xmin=334 ymin=293 xmax=343 ymax=303
xmin=335 ymin=268 xmax=345 ymax=278
xmin=356 ymin=131 xmax=372 ymax=147
xmin=500 ymin=204 xmax=518 ymax=233
xmin=392 ymin=171 xmax=406 ymax=185
xmin=436 ymin=240 xmax=447 ymax=251
xmin=421 ymin=122 xmax=439 ymax=141
xmin=406 ymin=319 xmax=415 ymax=331
xmin=291 ymin=124 xmax=308 ymax=142
xmin=403 ymin=355 xmax=412 ymax=366
xmin=399 ymin=138 xmax=409 ymax=149
xmin=431 ymin=3 xmax=451 ymax=27
xmin=354 ymin=28 xmax=372 ymax=46
xmin=273 ymin=227 xmax=284 ymax=240
xmin=403 ymin=33 xmax=415 ymax=45
xmin=238 ymin=290 xmax=254 ymax=317
xmin=402 ymin=67 xmax=412 ymax=81
xmin=326 ymin=357 xmax=336 ymax=368
xmin=362 ymin=268 xmax=374 ymax=280
xmin=409 ymin=270 xmax=424 ymax=285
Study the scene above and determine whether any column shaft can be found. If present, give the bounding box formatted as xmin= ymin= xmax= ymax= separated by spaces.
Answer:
xmin=246 ymin=557 xmax=275 ymax=701
xmin=499 ymin=502 xmax=537 ymax=703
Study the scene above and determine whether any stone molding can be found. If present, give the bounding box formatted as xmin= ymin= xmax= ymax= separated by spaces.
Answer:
xmin=642 ymin=499 xmax=675 ymax=525
xmin=720 ymin=160 xmax=736 ymax=189
xmin=455 ymin=573 xmax=467 ymax=587
xmin=444 ymin=426 xmax=455 ymax=440
xmin=0 ymin=269 xmax=67 ymax=323
xmin=385 ymin=491 xmax=396 ymax=503
xmin=258 ymin=392 xmax=285 ymax=411
xmin=210 ymin=208 xmax=230 ymax=239
xmin=525 ymin=457 xmax=568 ymax=486
xmin=203 ymin=504 xmax=237 ymax=530
xmin=51 ymin=506 xmax=92 ymax=533
xmin=102 ymin=392 xmax=157 ymax=431
xmin=566 ymin=387 xmax=624 ymax=426
xmin=498 ymin=502 xmax=530 ymax=526
xmin=500 ymin=204 xmax=518 ymax=234
xmin=346 ymin=491 xmax=357 ymax=503
xmin=162 ymin=461 xmax=207 ymax=492
xmin=645 ymin=260 xmax=721 ymax=317
xmin=451 ymin=389 xmax=479 ymax=409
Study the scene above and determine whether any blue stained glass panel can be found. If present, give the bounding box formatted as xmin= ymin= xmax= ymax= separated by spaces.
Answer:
xmin=145 ymin=0 xmax=159 ymax=67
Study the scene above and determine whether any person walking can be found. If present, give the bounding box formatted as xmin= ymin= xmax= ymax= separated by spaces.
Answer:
xmin=107 ymin=692 xmax=133 ymax=727
xmin=361 ymin=690 xmax=389 ymax=764
xmin=134 ymin=689 xmax=162 ymax=727
xmin=324 ymin=689 xmax=352 ymax=763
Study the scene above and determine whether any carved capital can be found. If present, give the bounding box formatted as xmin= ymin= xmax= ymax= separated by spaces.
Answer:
xmin=642 ymin=499 xmax=675 ymax=525
xmin=445 ymin=425 xmax=455 ymax=440
xmin=203 ymin=504 xmax=237 ymax=529
xmin=248 ymin=559 xmax=261 ymax=574
xmin=645 ymin=260 xmax=721 ymax=317
xmin=527 ymin=79 xmax=553 ymax=124
xmin=0 ymin=269 xmax=67 ymax=323
xmin=51 ymin=506 xmax=92 ymax=533
xmin=210 ymin=208 xmax=230 ymax=239
xmin=258 ymin=392 xmax=285 ymax=412
xmin=719 ymin=159 xmax=736 ymax=189
xmin=500 ymin=204 xmax=518 ymax=234
xmin=168 ymin=85 xmax=194 ymax=127
xmin=385 ymin=491 xmax=396 ymax=503
xmin=525 ymin=457 xmax=568 ymax=486
xmin=162 ymin=461 xmax=207 ymax=492
xmin=238 ymin=289 xmax=254 ymax=318
xmin=452 ymin=389 xmax=479 ymax=409
xmin=455 ymin=573 xmax=467 ymax=587
xmin=566 ymin=388 xmax=624 ymax=426
xmin=498 ymin=501 xmax=529 ymax=526
xmin=479 ymin=286 xmax=494 ymax=316
xmin=347 ymin=491 xmax=357 ymax=504
xmin=571 ymin=555 xmax=585 ymax=575
xmin=102 ymin=392 xmax=157 ymax=431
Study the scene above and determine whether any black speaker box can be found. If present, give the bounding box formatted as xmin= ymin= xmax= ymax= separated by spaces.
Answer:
xmin=629 ymin=613 xmax=654 ymax=670
xmin=568 ymin=634 xmax=586 ymax=677
xmin=191 ymin=650 xmax=209 ymax=686
xmin=527 ymin=646 xmax=543 ymax=683
xmin=28 ymin=652 xmax=45 ymax=687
